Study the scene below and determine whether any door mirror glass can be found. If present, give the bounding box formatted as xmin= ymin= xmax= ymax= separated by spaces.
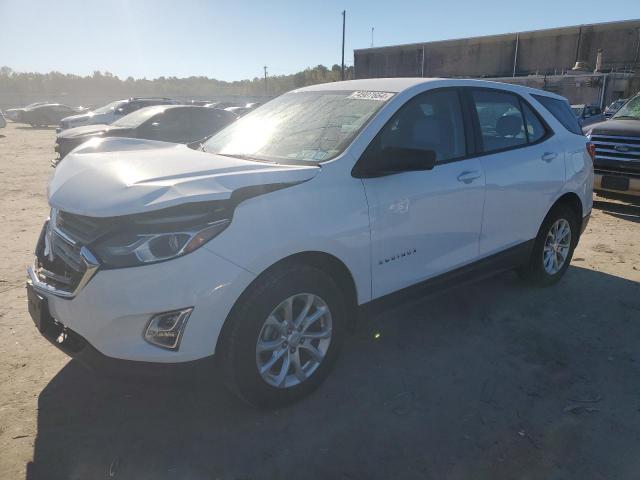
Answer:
xmin=359 ymin=147 xmax=436 ymax=177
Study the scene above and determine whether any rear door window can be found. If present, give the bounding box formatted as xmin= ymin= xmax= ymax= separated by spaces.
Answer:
xmin=532 ymin=94 xmax=582 ymax=135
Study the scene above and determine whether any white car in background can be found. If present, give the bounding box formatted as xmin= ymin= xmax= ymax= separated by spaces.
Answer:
xmin=58 ymin=97 xmax=179 ymax=131
xmin=27 ymin=78 xmax=593 ymax=407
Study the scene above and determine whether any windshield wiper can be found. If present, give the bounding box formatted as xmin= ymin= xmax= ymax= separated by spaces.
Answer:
xmin=612 ymin=115 xmax=640 ymax=120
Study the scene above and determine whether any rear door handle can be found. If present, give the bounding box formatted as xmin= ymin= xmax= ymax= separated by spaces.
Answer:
xmin=541 ymin=152 xmax=558 ymax=162
xmin=457 ymin=170 xmax=481 ymax=184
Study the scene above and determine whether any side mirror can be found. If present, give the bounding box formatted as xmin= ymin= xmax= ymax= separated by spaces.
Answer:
xmin=354 ymin=147 xmax=436 ymax=178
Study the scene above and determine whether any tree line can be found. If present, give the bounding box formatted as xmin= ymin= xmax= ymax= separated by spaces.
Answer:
xmin=0 ymin=65 xmax=355 ymax=99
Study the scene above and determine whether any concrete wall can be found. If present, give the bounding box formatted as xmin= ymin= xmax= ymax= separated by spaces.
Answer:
xmin=355 ymin=19 xmax=640 ymax=79
xmin=489 ymin=73 xmax=640 ymax=106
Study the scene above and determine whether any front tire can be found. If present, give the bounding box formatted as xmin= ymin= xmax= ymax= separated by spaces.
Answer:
xmin=219 ymin=264 xmax=346 ymax=408
xmin=518 ymin=204 xmax=578 ymax=286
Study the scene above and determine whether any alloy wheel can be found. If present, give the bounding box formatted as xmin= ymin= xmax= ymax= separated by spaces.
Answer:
xmin=543 ymin=218 xmax=571 ymax=275
xmin=255 ymin=293 xmax=333 ymax=388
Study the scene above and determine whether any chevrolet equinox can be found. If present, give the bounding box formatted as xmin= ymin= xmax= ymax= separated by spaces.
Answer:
xmin=27 ymin=78 xmax=593 ymax=407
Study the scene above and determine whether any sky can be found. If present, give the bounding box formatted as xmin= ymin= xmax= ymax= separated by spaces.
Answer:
xmin=0 ymin=0 xmax=638 ymax=82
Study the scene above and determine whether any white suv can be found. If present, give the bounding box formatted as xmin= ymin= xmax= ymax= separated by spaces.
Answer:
xmin=27 ymin=79 xmax=593 ymax=406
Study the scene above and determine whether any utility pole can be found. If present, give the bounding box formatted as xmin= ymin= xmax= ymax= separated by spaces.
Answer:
xmin=341 ymin=10 xmax=346 ymax=80
xmin=371 ymin=27 xmax=374 ymax=48
xmin=263 ymin=66 xmax=268 ymax=96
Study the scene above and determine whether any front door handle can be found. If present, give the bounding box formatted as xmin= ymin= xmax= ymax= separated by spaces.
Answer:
xmin=457 ymin=170 xmax=481 ymax=184
xmin=541 ymin=152 xmax=558 ymax=162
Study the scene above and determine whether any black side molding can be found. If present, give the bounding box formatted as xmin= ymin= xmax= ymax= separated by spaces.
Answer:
xmin=359 ymin=239 xmax=535 ymax=318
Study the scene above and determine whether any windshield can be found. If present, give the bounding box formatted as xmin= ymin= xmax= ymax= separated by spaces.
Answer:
xmin=612 ymin=96 xmax=640 ymax=120
xmin=92 ymin=100 xmax=124 ymax=114
xmin=202 ymin=90 xmax=394 ymax=164
xmin=111 ymin=106 xmax=166 ymax=128
xmin=609 ymin=99 xmax=626 ymax=109
xmin=571 ymin=106 xmax=583 ymax=116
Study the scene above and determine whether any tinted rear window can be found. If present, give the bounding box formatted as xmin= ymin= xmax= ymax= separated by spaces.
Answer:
xmin=532 ymin=94 xmax=582 ymax=135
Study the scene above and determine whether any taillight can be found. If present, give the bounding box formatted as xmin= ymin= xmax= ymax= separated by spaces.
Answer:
xmin=586 ymin=142 xmax=596 ymax=161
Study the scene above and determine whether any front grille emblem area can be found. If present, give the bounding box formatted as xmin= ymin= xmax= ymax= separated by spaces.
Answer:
xmin=614 ymin=145 xmax=630 ymax=153
xmin=30 ymin=208 xmax=102 ymax=298
xmin=45 ymin=209 xmax=57 ymax=262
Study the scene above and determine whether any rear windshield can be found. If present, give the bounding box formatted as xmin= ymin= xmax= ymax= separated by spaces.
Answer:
xmin=532 ymin=95 xmax=583 ymax=135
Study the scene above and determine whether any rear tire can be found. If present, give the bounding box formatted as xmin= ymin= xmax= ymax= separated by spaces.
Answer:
xmin=518 ymin=204 xmax=578 ymax=286
xmin=218 ymin=264 xmax=345 ymax=408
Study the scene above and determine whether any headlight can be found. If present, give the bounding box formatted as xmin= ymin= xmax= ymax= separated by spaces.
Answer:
xmin=93 ymin=201 xmax=231 ymax=268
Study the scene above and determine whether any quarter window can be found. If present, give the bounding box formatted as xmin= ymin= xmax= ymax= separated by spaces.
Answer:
xmin=375 ymin=89 xmax=467 ymax=163
xmin=522 ymin=102 xmax=546 ymax=143
xmin=532 ymin=94 xmax=582 ymax=135
xmin=471 ymin=90 xmax=527 ymax=153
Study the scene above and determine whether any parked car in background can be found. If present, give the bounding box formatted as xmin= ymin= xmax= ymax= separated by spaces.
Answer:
xmin=572 ymin=104 xmax=605 ymax=127
xmin=53 ymin=105 xmax=236 ymax=165
xmin=604 ymin=98 xmax=628 ymax=119
xmin=204 ymin=101 xmax=238 ymax=110
xmin=187 ymin=100 xmax=216 ymax=106
xmin=0 ymin=110 xmax=6 ymax=129
xmin=4 ymin=102 xmax=50 ymax=122
xmin=584 ymin=93 xmax=640 ymax=197
xmin=223 ymin=103 xmax=263 ymax=117
xmin=27 ymin=78 xmax=592 ymax=407
xmin=20 ymin=104 xmax=88 ymax=127
xmin=58 ymin=97 xmax=180 ymax=131
xmin=224 ymin=106 xmax=252 ymax=116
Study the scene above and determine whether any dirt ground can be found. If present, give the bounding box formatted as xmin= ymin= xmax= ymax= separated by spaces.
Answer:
xmin=0 ymin=121 xmax=639 ymax=480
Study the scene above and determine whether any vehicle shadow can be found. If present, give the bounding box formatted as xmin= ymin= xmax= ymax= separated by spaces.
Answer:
xmin=26 ymin=266 xmax=640 ymax=480
xmin=593 ymin=198 xmax=640 ymax=223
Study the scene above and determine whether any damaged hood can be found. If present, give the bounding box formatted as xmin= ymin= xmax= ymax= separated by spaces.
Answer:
xmin=48 ymin=137 xmax=320 ymax=217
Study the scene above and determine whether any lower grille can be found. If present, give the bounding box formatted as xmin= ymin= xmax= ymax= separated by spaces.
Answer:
xmin=594 ymin=168 xmax=640 ymax=179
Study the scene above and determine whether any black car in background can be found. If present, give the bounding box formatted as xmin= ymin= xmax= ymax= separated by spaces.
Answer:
xmin=53 ymin=105 xmax=236 ymax=166
xmin=20 ymin=104 xmax=88 ymax=127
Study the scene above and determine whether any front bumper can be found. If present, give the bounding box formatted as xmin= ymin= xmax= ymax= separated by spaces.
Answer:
xmin=33 ymin=307 xmax=215 ymax=378
xmin=594 ymin=171 xmax=640 ymax=197
xmin=28 ymin=246 xmax=255 ymax=364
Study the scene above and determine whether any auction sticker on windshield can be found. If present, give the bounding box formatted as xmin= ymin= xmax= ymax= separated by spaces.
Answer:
xmin=347 ymin=91 xmax=395 ymax=101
